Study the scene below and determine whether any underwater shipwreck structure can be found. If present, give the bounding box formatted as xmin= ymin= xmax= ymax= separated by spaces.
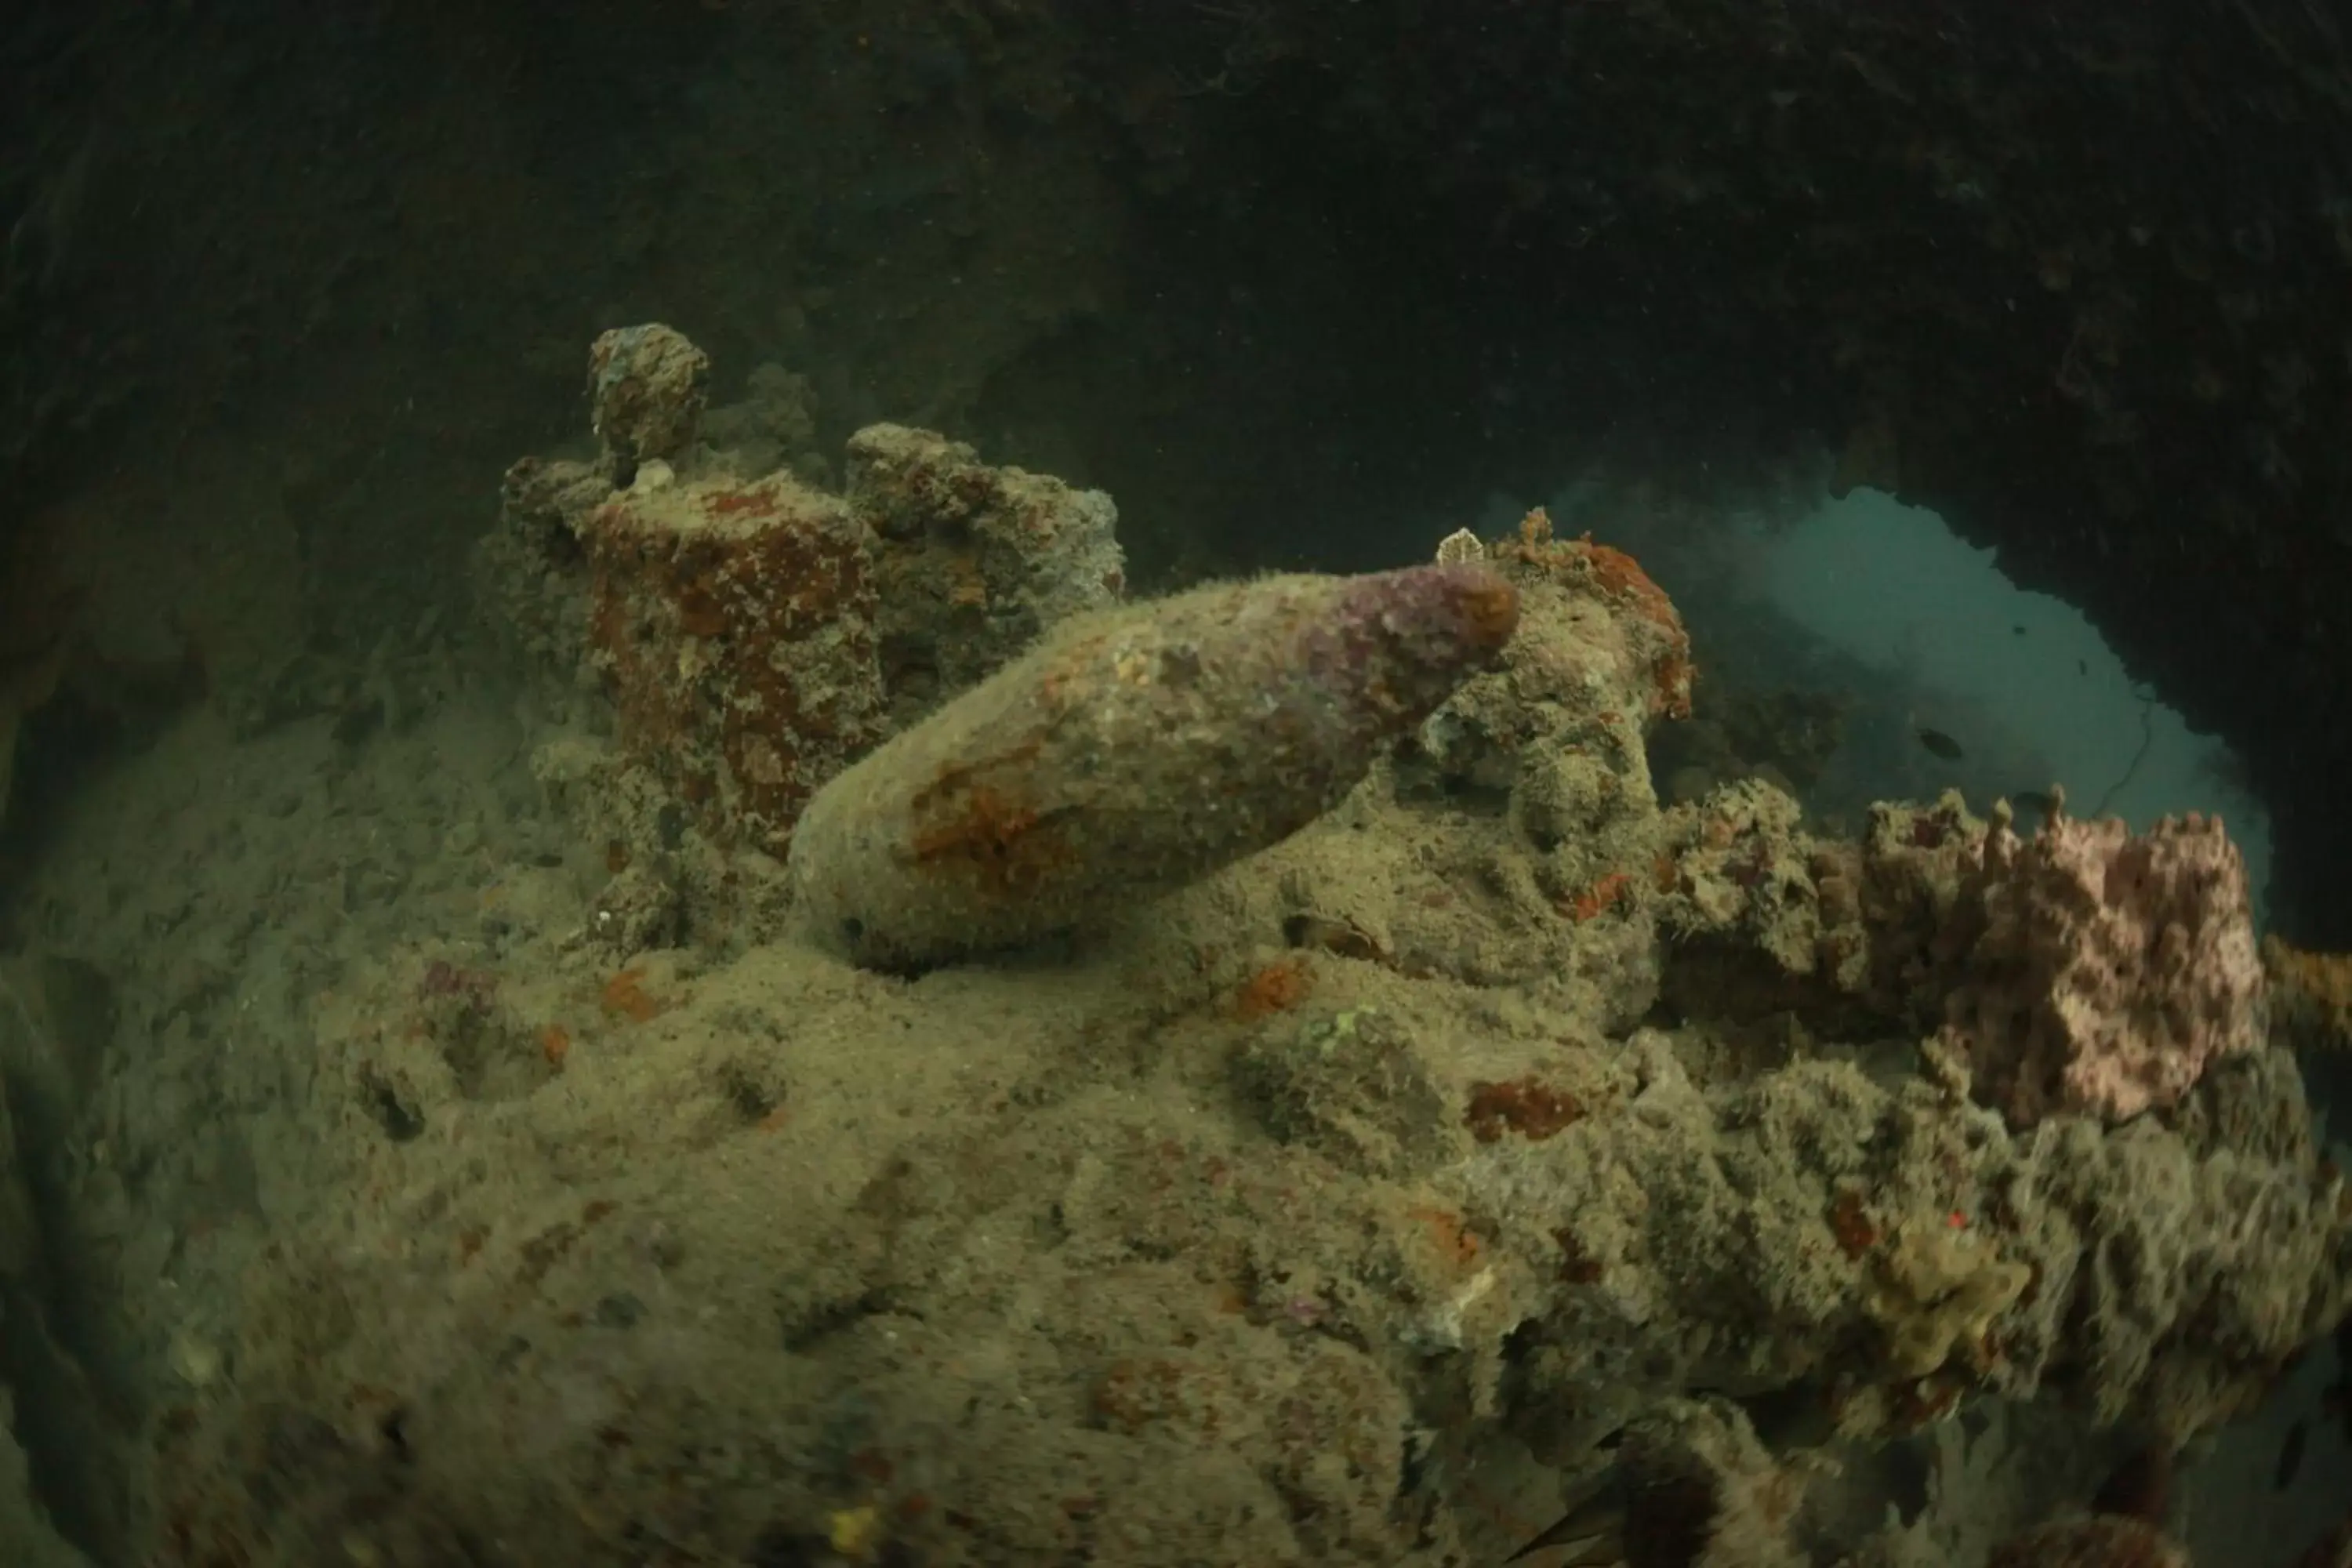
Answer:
xmin=6 ymin=5 xmax=2352 ymax=1559
xmin=0 ymin=328 xmax=2325 ymax=1566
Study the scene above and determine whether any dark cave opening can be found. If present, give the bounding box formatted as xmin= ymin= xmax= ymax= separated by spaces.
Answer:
xmin=966 ymin=51 xmax=1847 ymax=585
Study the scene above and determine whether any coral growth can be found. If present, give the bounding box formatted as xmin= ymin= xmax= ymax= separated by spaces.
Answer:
xmin=1659 ymin=787 xmax=2274 ymax=1128
xmin=586 ymin=323 xmax=710 ymax=471
xmin=1864 ymin=1218 xmax=2031 ymax=1379
xmin=1490 ymin=506 xmax=1693 ymax=720
xmin=845 ymin=423 xmax=1127 ymax=718
xmin=1940 ymin=808 xmax=2267 ymax=1127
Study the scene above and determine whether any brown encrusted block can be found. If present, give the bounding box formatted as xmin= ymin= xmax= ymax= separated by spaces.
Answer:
xmin=844 ymin=423 xmax=1126 ymax=713
xmin=583 ymin=471 xmax=888 ymax=859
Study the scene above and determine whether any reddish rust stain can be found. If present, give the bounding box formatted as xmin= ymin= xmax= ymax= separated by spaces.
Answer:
xmin=1406 ymin=1204 xmax=1483 ymax=1271
xmin=1465 ymin=1077 xmax=1584 ymax=1142
xmin=908 ymin=781 xmax=1069 ymax=897
xmin=676 ymin=588 xmax=728 ymax=638
xmin=1578 ymin=538 xmax=1694 ymax=720
xmin=582 ymin=480 xmax=887 ymax=859
xmin=1563 ymin=870 xmax=1632 ymax=922
xmin=1232 ymin=957 xmax=1313 ymax=1019
xmin=1829 ymin=1189 xmax=1879 ymax=1258
xmin=1459 ymin=574 xmax=1522 ymax=649
xmin=600 ymin=968 xmax=662 ymax=1022
xmin=704 ymin=489 xmax=780 ymax=517
xmin=1552 ymin=1225 xmax=1605 ymax=1283
xmin=1889 ymin=1374 xmax=1963 ymax=1430
xmin=1494 ymin=509 xmax=1693 ymax=720
xmin=907 ymin=740 xmax=1046 ymax=812
xmin=1089 ymin=1357 xmax=1206 ymax=1435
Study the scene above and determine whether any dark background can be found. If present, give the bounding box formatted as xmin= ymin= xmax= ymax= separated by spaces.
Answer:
xmin=5 ymin=0 xmax=2349 ymax=937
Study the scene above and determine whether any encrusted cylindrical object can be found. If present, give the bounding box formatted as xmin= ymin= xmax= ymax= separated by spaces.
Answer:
xmin=580 ymin=468 xmax=890 ymax=860
xmin=786 ymin=564 xmax=1520 ymax=969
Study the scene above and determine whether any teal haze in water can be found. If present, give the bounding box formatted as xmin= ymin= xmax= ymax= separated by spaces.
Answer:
xmin=1760 ymin=485 xmax=2274 ymax=920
